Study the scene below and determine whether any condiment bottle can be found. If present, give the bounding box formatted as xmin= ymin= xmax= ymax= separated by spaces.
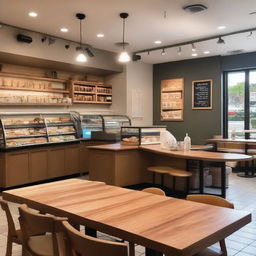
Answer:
xmin=184 ymin=133 xmax=191 ymax=151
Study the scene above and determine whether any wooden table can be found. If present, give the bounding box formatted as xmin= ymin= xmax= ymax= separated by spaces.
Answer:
xmin=2 ymin=179 xmax=251 ymax=256
xmin=207 ymin=138 xmax=256 ymax=177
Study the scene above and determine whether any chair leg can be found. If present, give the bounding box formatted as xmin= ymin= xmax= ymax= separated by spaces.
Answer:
xmin=152 ymin=172 xmax=156 ymax=184
xmin=5 ymin=235 xmax=12 ymax=256
xmin=129 ymin=242 xmax=135 ymax=256
xmin=173 ymin=176 xmax=176 ymax=192
xmin=161 ymin=174 xmax=164 ymax=187
xmin=186 ymin=177 xmax=190 ymax=196
xmin=219 ymin=239 xmax=227 ymax=256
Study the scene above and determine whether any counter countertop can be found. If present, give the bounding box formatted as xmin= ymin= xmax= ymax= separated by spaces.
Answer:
xmin=87 ymin=143 xmax=252 ymax=162
xmin=87 ymin=143 xmax=138 ymax=151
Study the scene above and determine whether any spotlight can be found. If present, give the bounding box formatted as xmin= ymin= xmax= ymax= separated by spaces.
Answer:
xmin=65 ymin=44 xmax=70 ymax=49
xmin=192 ymin=43 xmax=196 ymax=52
xmin=132 ymin=54 xmax=141 ymax=61
xmin=85 ymin=47 xmax=95 ymax=57
xmin=41 ymin=36 xmax=47 ymax=43
xmin=178 ymin=47 xmax=182 ymax=55
xmin=161 ymin=49 xmax=166 ymax=56
xmin=217 ymin=37 xmax=225 ymax=44
xmin=247 ymin=31 xmax=253 ymax=39
xmin=48 ymin=38 xmax=55 ymax=45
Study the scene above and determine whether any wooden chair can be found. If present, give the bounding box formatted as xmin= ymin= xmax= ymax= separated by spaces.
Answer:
xmin=186 ymin=195 xmax=234 ymax=256
xmin=61 ymin=220 xmax=128 ymax=256
xmin=142 ymin=187 xmax=166 ymax=196
xmin=18 ymin=204 xmax=67 ymax=256
xmin=0 ymin=199 xmax=22 ymax=256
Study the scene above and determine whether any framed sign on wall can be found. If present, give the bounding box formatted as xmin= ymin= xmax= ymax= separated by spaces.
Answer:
xmin=160 ymin=78 xmax=184 ymax=121
xmin=192 ymin=79 xmax=212 ymax=109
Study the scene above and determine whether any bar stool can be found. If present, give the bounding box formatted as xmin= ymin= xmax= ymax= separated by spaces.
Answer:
xmin=167 ymin=169 xmax=192 ymax=195
xmin=147 ymin=166 xmax=172 ymax=186
xmin=147 ymin=166 xmax=192 ymax=195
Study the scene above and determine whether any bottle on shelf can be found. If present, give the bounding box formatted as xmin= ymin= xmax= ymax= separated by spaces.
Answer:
xmin=184 ymin=133 xmax=191 ymax=151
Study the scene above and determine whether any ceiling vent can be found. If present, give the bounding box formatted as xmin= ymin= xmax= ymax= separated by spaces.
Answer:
xmin=183 ymin=4 xmax=208 ymax=13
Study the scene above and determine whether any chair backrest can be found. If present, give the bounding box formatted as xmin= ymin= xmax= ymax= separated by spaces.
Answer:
xmin=142 ymin=187 xmax=166 ymax=196
xmin=0 ymin=199 xmax=17 ymax=238
xmin=186 ymin=195 xmax=234 ymax=209
xmin=18 ymin=204 xmax=61 ymax=256
xmin=62 ymin=221 xmax=128 ymax=256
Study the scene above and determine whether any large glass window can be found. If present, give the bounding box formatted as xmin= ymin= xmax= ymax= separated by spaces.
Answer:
xmin=227 ymin=72 xmax=245 ymax=138
xmin=224 ymin=69 xmax=256 ymax=138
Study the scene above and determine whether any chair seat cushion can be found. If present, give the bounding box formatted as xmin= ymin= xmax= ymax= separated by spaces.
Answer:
xmin=28 ymin=234 xmax=54 ymax=256
xmin=195 ymin=247 xmax=222 ymax=256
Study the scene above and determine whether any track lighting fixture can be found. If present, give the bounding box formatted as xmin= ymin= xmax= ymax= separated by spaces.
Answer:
xmin=192 ymin=43 xmax=196 ymax=52
xmin=48 ymin=37 xmax=55 ymax=45
xmin=41 ymin=36 xmax=47 ymax=43
xmin=161 ymin=49 xmax=166 ymax=56
xmin=75 ymin=13 xmax=87 ymax=62
xmin=247 ymin=31 xmax=253 ymax=38
xmin=178 ymin=47 xmax=182 ymax=55
xmin=65 ymin=44 xmax=70 ymax=49
xmin=85 ymin=47 xmax=95 ymax=57
xmin=217 ymin=37 xmax=225 ymax=44
xmin=118 ymin=13 xmax=131 ymax=63
xmin=132 ymin=54 xmax=141 ymax=61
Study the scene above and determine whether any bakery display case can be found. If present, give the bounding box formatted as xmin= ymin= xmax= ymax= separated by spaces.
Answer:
xmin=91 ymin=115 xmax=131 ymax=141
xmin=121 ymin=126 xmax=167 ymax=145
xmin=0 ymin=113 xmax=78 ymax=149
xmin=80 ymin=114 xmax=103 ymax=139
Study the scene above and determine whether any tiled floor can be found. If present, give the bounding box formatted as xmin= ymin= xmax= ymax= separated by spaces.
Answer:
xmin=1 ymin=173 xmax=256 ymax=256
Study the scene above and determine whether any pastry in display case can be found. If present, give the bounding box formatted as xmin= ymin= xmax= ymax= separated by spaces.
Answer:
xmin=121 ymin=126 xmax=167 ymax=145
xmin=0 ymin=113 xmax=78 ymax=149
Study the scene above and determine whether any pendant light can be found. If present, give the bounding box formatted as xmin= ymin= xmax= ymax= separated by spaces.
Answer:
xmin=118 ymin=13 xmax=130 ymax=63
xmin=76 ymin=13 xmax=87 ymax=62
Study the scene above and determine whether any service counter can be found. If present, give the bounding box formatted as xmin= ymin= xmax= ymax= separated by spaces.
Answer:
xmin=87 ymin=143 xmax=252 ymax=198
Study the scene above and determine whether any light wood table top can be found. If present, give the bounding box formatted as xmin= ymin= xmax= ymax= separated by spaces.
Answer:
xmin=207 ymin=138 xmax=256 ymax=145
xmin=140 ymin=144 xmax=252 ymax=162
xmin=3 ymin=179 xmax=251 ymax=256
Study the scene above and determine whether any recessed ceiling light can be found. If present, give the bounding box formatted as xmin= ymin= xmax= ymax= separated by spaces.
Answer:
xmin=97 ymin=33 xmax=104 ymax=38
xmin=204 ymin=51 xmax=210 ymax=54
xmin=218 ymin=25 xmax=226 ymax=30
xmin=60 ymin=28 xmax=69 ymax=33
xmin=28 ymin=12 xmax=38 ymax=17
xmin=154 ymin=40 xmax=162 ymax=44
xmin=192 ymin=53 xmax=198 ymax=57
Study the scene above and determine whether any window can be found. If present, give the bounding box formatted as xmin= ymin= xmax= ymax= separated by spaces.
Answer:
xmin=224 ymin=69 xmax=256 ymax=138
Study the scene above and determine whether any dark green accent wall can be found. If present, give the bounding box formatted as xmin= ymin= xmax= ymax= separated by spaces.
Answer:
xmin=153 ymin=56 xmax=222 ymax=145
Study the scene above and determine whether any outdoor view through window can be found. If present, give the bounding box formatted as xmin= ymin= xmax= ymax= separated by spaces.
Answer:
xmin=227 ymin=70 xmax=256 ymax=138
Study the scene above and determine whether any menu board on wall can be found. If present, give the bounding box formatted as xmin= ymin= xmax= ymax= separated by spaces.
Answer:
xmin=160 ymin=78 xmax=184 ymax=121
xmin=192 ymin=80 xmax=212 ymax=109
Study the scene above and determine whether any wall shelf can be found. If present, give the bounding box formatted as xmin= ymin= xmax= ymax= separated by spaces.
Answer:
xmin=71 ymin=80 xmax=112 ymax=105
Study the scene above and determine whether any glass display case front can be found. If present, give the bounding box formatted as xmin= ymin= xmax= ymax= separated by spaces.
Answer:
xmin=0 ymin=113 xmax=78 ymax=148
xmin=80 ymin=114 xmax=103 ymax=139
xmin=121 ymin=126 xmax=167 ymax=145
xmin=102 ymin=115 xmax=131 ymax=134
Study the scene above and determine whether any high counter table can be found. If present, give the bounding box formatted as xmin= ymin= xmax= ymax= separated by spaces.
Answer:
xmin=87 ymin=143 xmax=252 ymax=198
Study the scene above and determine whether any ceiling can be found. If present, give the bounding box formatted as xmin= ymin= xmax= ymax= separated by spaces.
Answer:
xmin=0 ymin=0 xmax=256 ymax=64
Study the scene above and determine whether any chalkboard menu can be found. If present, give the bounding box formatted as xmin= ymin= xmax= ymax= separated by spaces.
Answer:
xmin=192 ymin=80 xmax=212 ymax=109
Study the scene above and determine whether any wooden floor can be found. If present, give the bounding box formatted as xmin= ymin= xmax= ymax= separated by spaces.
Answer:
xmin=1 ymin=173 xmax=256 ymax=256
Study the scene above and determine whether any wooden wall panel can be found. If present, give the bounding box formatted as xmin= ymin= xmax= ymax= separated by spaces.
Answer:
xmin=48 ymin=148 xmax=65 ymax=178
xmin=65 ymin=146 xmax=80 ymax=175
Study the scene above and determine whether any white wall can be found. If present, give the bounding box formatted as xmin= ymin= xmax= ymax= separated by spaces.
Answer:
xmin=126 ymin=62 xmax=153 ymax=125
